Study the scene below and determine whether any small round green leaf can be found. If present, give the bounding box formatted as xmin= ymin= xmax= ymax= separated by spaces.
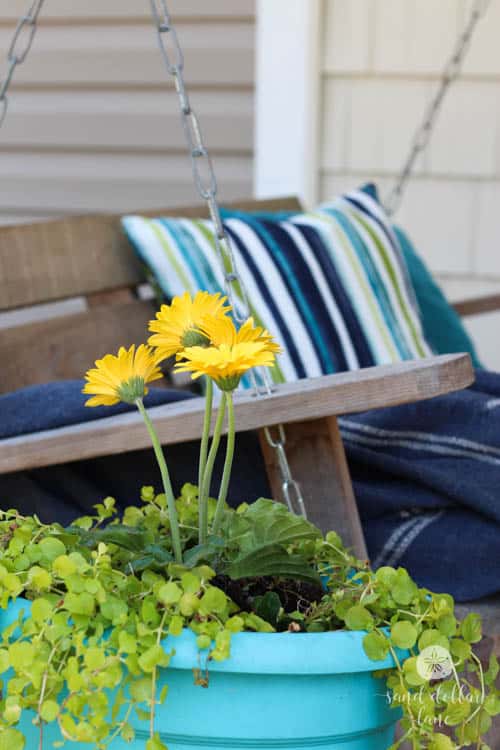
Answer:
xmin=0 ymin=727 xmax=25 ymax=750
xmin=461 ymin=613 xmax=482 ymax=644
xmin=363 ymin=631 xmax=390 ymax=661
xmin=157 ymin=582 xmax=182 ymax=606
xmin=391 ymin=621 xmax=418 ymax=650
xmin=40 ymin=699 xmax=59 ymax=722
xmin=344 ymin=605 xmax=374 ymax=632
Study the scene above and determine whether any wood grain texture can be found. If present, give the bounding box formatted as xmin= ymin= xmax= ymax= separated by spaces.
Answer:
xmin=0 ymin=300 xmax=156 ymax=394
xmin=0 ymin=197 xmax=302 ymax=311
xmin=259 ymin=418 xmax=368 ymax=559
xmin=0 ymin=354 xmax=474 ymax=475
xmin=453 ymin=293 xmax=500 ymax=317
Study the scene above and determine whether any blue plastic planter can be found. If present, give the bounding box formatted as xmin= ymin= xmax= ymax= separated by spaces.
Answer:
xmin=2 ymin=600 xmax=400 ymax=749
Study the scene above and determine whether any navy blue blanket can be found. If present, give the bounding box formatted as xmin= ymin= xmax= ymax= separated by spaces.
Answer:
xmin=0 ymin=381 xmax=269 ymax=528
xmin=0 ymin=381 xmax=194 ymax=440
xmin=340 ymin=369 xmax=500 ymax=602
xmin=1 ymin=374 xmax=499 ymax=602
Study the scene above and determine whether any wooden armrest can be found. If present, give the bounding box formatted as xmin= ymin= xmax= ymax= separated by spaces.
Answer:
xmin=0 ymin=354 xmax=473 ymax=475
xmin=453 ymin=294 xmax=500 ymax=317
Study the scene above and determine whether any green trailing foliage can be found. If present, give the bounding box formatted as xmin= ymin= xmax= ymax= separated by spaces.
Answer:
xmin=0 ymin=487 xmax=497 ymax=750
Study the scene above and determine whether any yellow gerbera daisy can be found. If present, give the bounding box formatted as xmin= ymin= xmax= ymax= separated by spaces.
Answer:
xmin=83 ymin=344 xmax=163 ymax=407
xmin=174 ymin=317 xmax=280 ymax=391
xmin=148 ymin=291 xmax=231 ymax=359
xmin=199 ymin=315 xmax=281 ymax=353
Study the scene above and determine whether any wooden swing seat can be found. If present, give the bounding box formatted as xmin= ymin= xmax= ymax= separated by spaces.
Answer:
xmin=0 ymin=196 xmax=498 ymax=656
xmin=0 ymin=195 xmax=474 ymax=550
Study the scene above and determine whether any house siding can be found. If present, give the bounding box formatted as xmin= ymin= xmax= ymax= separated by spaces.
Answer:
xmin=0 ymin=1 xmax=255 ymax=222
xmin=320 ymin=0 xmax=500 ymax=368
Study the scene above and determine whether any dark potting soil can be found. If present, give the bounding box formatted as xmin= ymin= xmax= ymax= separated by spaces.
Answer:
xmin=212 ymin=574 xmax=325 ymax=631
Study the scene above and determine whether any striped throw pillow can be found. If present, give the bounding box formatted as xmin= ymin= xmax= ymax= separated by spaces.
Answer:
xmin=122 ymin=188 xmax=432 ymax=385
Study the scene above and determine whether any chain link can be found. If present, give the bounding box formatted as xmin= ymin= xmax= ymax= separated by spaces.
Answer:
xmin=0 ymin=0 xmax=45 ymax=128
xmin=264 ymin=426 xmax=308 ymax=518
xmin=2 ymin=0 xmax=487 ymax=520
xmin=150 ymin=1 xmax=307 ymax=516
xmin=384 ymin=0 xmax=492 ymax=216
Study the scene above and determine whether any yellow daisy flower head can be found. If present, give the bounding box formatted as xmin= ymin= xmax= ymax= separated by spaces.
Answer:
xmin=199 ymin=315 xmax=282 ymax=353
xmin=175 ymin=342 xmax=278 ymax=392
xmin=174 ymin=318 xmax=281 ymax=392
xmin=148 ymin=291 xmax=231 ymax=359
xmin=83 ymin=344 xmax=163 ymax=407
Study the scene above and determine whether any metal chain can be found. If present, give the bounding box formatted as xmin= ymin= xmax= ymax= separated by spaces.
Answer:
xmin=263 ymin=426 xmax=308 ymax=518
xmin=149 ymin=0 xmax=307 ymax=517
xmin=0 ymin=0 xmax=45 ymax=129
xmin=384 ymin=0 xmax=492 ymax=216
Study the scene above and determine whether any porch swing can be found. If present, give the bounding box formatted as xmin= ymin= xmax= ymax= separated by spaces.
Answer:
xmin=0 ymin=0 xmax=494 ymax=575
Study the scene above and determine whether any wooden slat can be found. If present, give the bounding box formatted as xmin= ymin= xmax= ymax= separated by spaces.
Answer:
xmin=2 ymin=25 xmax=253 ymax=88
xmin=0 ymin=298 xmax=86 ymax=331
xmin=259 ymin=417 xmax=368 ymax=559
xmin=0 ymin=214 xmax=143 ymax=311
xmin=453 ymin=294 xmax=500 ymax=317
xmin=0 ymin=213 xmax=56 ymax=226
xmin=0 ymin=354 xmax=474 ymax=475
xmin=2 ymin=91 xmax=253 ymax=151
xmin=0 ymin=197 xmax=302 ymax=311
xmin=0 ymin=300 xmax=156 ymax=394
xmin=1 ymin=1 xmax=255 ymax=20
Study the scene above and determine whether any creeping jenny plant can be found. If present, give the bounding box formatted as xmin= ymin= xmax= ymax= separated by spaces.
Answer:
xmin=0 ymin=291 xmax=497 ymax=750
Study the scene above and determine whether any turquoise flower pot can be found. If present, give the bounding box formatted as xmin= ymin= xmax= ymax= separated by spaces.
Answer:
xmin=3 ymin=599 xmax=400 ymax=749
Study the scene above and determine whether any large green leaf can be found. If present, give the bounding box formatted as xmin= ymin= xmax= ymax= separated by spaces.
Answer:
xmin=128 ymin=545 xmax=173 ymax=573
xmin=229 ymin=499 xmax=320 ymax=551
xmin=183 ymin=537 xmax=225 ymax=568
xmin=225 ymin=544 xmax=320 ymax=584
xmin=253 ymin=591 xmax=282 ymax=627
xmin=68 ymin=525 xmax=154 ymax=553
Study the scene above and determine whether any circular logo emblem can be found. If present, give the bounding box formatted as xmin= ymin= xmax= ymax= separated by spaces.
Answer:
xmin=416 ymin=645 xmax=454 ymax=681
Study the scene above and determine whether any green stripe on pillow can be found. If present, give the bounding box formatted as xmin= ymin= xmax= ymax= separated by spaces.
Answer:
xmin=122 ymin=188 xmax=433 ymax=388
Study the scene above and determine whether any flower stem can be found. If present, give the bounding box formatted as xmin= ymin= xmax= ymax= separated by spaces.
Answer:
xmin=198 ymin=377 xmax=213 ymax=544
xmin=150 ymin=610 xmax=168 ymax=742
xmin=135 ymin=398 xmax=183 ymax=564
xmin=199 ymin=393 xmax=227 ymax=544
xmin=212 ymin=391 xmax=235 ymax=535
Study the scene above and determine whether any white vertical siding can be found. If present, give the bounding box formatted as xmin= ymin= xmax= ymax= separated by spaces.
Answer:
xmin=0 ymin=1 xmax=255 ymax=222
xmin=321 ymin=0 xmax=500 ymax=368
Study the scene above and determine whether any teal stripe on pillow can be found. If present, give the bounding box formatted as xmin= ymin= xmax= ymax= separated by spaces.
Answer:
xmin=122 ymin=188 xmax=432 ymax=387
xmin=394 ymin=225 xmax=482 ymax=367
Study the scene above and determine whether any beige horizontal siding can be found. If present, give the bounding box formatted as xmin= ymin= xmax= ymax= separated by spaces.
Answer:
xmin=3 ymin=91 xmax=253 ymax=151
xmin=1 ymin=25 xmax=254 ymax=88
xmin=2 ymin=1 xmax=254 ymax=20
xmin=0 ymin=1 xmax=255 ymax=222
xmin=0 ymin=152 xmax=252 ymax=214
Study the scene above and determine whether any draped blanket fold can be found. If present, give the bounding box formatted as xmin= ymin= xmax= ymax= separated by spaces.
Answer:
xmin=342 ymin=369 xmax=500 ymax=602
xmin=1 ymin=373 xmax=499 ymax=602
